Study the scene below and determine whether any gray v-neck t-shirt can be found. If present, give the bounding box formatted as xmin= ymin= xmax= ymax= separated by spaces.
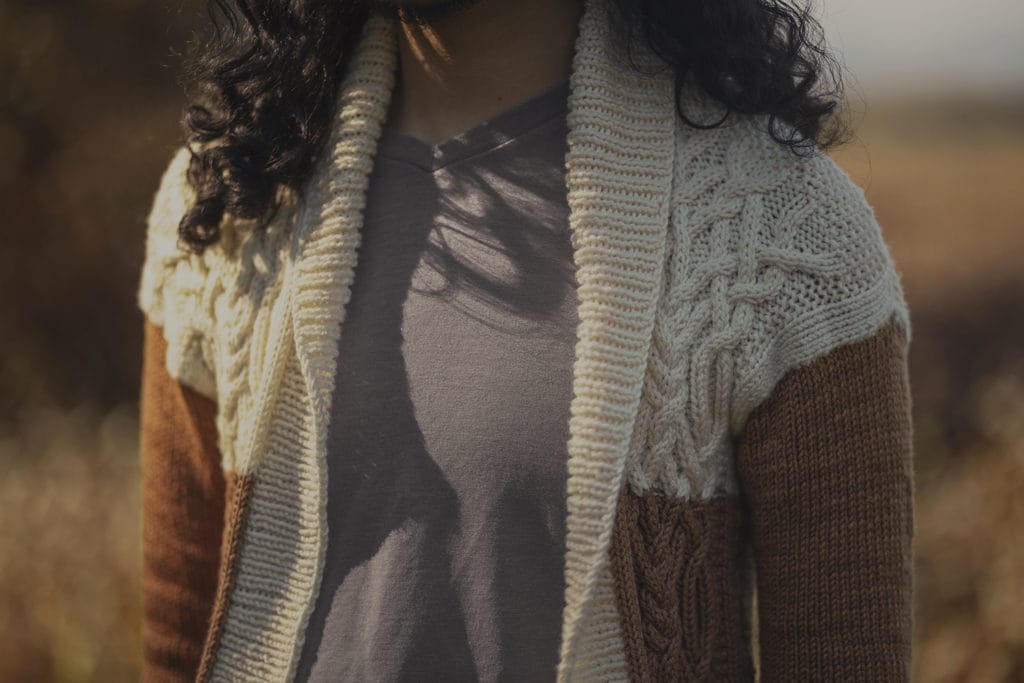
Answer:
xmin=294 ymin=76 xmax=577 ymax=682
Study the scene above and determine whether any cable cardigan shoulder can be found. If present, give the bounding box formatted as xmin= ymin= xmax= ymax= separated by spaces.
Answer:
xmin=618 ymin=103 xmax=912 ymax=502
xmin=137 ymin=146 xmax=218 ymax=403
xmin=136 ymin=144 xmax=295 ymax=472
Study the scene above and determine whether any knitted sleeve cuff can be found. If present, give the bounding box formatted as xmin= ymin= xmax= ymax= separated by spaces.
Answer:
xmin=136 ymin=145 xmax=218 ymax=403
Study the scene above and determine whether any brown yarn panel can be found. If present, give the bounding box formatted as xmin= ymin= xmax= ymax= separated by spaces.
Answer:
xmin=608 ymin=314 xmax=912 ymax=681
xmin=140 ymin=320 xmax=228 ymax=682
xmin=735 ymin=312 xmax=914 ymax=681
xmin=195 ymin=469 xmax=255 ymax=683
xmin=608 ymin=485 xmax=754 ymax=682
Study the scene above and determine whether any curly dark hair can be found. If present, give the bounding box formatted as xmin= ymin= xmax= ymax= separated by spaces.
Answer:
xmin=176 ymin=0 xmax=848 ymax=254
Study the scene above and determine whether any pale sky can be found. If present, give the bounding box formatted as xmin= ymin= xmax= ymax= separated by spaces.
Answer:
xmin=818 ymin=0 xmax=1024 ymax=96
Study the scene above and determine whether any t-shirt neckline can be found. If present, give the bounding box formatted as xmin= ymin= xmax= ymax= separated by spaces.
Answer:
xmin=376 ymin=76 xmax=571 ymax=173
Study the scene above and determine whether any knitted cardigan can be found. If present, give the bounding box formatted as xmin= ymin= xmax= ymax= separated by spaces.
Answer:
xmin=136 ymin=0 xmax=914 ymax=680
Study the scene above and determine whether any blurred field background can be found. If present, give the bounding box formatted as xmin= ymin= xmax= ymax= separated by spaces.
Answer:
xmin=1 ymin=0 xmax=1022 ymax=681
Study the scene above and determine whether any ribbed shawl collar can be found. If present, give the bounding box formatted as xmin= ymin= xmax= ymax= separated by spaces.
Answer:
xmin=241 ymin=1 xmax=677 ymax=678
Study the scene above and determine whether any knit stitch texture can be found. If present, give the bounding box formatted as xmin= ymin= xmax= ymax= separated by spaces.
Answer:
xmin=136 ymin=0 xmax=911 ymax=679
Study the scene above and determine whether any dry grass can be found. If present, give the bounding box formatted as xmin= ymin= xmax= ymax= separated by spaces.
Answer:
xmin=832 ymin=96 xmax=1024 ymax=305
xmin=0 ymin=405 xmax=142 ymax=682
xmin=834 ymin=96 xmax=1024 ymax=681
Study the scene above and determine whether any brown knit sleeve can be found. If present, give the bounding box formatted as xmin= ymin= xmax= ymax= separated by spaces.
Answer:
xmin=735 ymin=312 xmax=914 ymax=681
xmin=139 ymin=318 xmax=226 ymax=682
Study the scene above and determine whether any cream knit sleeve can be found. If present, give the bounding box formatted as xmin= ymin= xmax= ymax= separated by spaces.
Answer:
xmin=136 ymin=146 xmax=218 ymax=403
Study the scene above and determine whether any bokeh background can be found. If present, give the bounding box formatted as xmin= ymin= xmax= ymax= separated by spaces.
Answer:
xmin=1 ymin=0 xmax=1022 ymax=680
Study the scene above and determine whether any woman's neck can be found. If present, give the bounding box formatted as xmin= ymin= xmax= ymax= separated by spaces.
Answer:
xmin=384 ymin=0 xmax=585 ymax=144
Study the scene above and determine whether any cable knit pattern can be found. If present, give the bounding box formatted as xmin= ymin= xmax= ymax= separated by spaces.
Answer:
xmin=608 ymin=487 xmax=752 ymax=682
xmin=148 ymin=13 xmax=401 ymax=681
xmin=623 ymin=112 xmax=910 ymax=501
xmin=135 ymin=0 xmax=911 ymax=679
xmin=137 ymin=147 xmax=294 ymax=473
xmin=137 ymin=148 xmax=219 ymax=403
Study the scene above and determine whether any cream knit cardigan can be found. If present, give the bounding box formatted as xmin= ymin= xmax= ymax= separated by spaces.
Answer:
xmin=137 ymin=0 xmax=911 ymax=679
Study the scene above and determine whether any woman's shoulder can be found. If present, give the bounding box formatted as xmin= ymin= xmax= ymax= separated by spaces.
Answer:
xmin=671 ymin=100 xmax=868 ymax=219
xmin=667 ymin=107 xmax=912 ymax=433
xmin=136 ymin=146 xmax=220 ymax=401
xmin=136 ymin=145 xmax=292 ymax=404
